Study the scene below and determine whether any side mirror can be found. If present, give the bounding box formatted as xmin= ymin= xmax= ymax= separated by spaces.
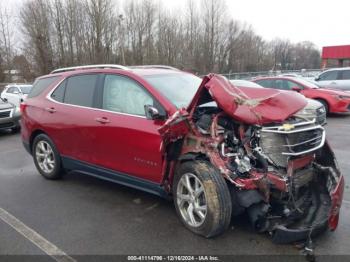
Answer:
xmin=145 ymin=105 xmax=162 ymax=120
xmin=292 ymin=86 xmax=301 ymax=92
xmin=3 ymin=98 xmax=8 ymax=102
xmin=13 ymin=91 xmax=20 ymax=94
xmin=314 ymin=76 xmax=320 ymax=81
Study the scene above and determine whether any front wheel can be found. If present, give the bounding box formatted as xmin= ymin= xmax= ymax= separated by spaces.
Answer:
xmin=173 ymin=161 xmax=232 ymax=238
xmin=32 ymin=134 xmax=63 ymax=180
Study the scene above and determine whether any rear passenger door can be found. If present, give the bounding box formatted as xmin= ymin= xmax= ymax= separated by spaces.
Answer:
xmin=48 ymin=74 xmax=103 ymax=164
xmin=92 ymin=74 xmax=165 ymax=183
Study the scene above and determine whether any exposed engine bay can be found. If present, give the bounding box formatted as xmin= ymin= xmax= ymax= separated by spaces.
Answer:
xmin=159 ymin=74 xmax=344 ymax=246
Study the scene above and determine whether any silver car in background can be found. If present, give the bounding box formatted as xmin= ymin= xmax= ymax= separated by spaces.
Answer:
xmin=230 ymin=79 xmax=327 ymax=125
xmin=0 ymin=98 xmax=21 ymax=132
xmin=315 ymin=67 xmax=350 ymax=91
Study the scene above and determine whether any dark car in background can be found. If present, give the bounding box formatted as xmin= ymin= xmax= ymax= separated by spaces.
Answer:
xmin=253 ymin=76 xmax=350 ymax=114
xmin=0 ymin=98 xmax=21 ymax=132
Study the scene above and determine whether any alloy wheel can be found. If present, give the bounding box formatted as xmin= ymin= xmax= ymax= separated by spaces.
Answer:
xmin=176 ymin=173 xmax=207 ymax=227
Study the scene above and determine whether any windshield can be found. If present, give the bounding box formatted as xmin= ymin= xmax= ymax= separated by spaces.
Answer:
xmin=19 ymin=85 xmax=33 ymax=94
xmin=297 ymin=78 xmax=319 ymax=89
xmin=144 ymin=73 xmax=202 ymax=108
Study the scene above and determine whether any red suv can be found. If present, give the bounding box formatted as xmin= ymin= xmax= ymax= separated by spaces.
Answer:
xmin=21 ymin=65 xmax=344 ymax=244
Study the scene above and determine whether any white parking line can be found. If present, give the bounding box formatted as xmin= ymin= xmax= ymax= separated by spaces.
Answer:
xmin=0 ymin=207 xmax=76 ymax=262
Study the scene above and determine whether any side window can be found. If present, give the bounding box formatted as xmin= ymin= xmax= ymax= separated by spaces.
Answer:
xmin=274 ymin=80 xmax=285 ymax=90
xmin=340 ymin=70 xmax=350 ymax=80
xmin=102 ymin=75 xmax=154 ymax=116
xmin=256 ymin=80 xmax=273 ymax=88
xmin=64 ymin=74 xmax=98 ymax=107
xmin=285 ymin=81 xmax=303 ymax=90
xmin=51 ymin=80 xmax=66 ymax=102
xmin=28 ymin=76 xmax=61 ymax=98
xmin=319 ymin=71 xmax=338 ymax=81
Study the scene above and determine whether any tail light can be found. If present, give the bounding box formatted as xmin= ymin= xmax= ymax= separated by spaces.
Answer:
xmin=20 ymin=102 xmax=27 ymax=113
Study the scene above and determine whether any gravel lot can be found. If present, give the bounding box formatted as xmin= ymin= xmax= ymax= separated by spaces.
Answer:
xmin=0 ymin=115 xmax=349 ymax=260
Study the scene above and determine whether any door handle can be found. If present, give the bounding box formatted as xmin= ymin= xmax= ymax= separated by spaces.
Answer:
xmin=331 ymin=82 xmax=337 ymax=84
xmin=45 ymin=107 xmax=56 ymax=113
xmin=95 ymin=117 xmax=110 ymax=124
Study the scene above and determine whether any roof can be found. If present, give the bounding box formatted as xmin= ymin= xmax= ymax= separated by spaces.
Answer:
xmin=322 ymin=45 xmax=350 ymax=59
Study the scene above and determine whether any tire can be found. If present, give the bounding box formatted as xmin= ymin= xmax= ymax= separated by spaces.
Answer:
xmin=316 ymin=99 xmax=329 ymax=115
xmin=32 ymin=134 xmax=63 ymax=180
xmin=173 ymin=161 xmax=232 ymax=238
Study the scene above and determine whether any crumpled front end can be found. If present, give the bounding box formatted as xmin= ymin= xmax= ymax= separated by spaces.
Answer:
xmin=160 ymin=74 xmax=344 ymax=244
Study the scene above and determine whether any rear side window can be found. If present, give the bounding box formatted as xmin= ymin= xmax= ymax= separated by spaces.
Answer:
xmin=64 ymin=74 xmax=98 ymax=107
xmin=340 ymin=70 xmax=350 ymax=80
xmin=28 ymin=76 xmax=60 ymax=98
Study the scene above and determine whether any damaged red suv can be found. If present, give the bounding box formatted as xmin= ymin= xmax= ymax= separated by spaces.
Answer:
xmin=21 ymin=65 xmax=344 ymax=244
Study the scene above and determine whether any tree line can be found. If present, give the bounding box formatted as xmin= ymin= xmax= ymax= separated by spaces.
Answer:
xmin=0 ymin=0 xmax=321 ymax=81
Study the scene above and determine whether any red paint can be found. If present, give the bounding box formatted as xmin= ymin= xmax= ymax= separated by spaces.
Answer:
xmin=189 ymin=74 xmax=307 ymax=125
xmin=22 ymin=68 xmax=344 ymax=234
xmin=253 ymin=76 xmax=350 ymax=113
xmin=329 ymin=175 xmax=345 ymax=230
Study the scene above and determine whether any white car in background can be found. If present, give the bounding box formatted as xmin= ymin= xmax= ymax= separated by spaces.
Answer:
xmin=0 ymin=84 xmax=33 ymax=107
xmin=315 ymin=67 xmax=350 ymax=91
xmin=230 ymin=79 xmax=326 ymax=125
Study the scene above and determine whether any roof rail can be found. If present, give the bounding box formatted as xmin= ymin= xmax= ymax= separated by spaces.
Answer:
xmin=51 ymin=64 xmax=130 ymax=74
xmin=129 ymin=65 xmax=180 ymax=71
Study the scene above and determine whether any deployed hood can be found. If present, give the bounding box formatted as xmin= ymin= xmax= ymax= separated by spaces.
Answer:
xmin=188 ymin=74 xmax=307 ymax=125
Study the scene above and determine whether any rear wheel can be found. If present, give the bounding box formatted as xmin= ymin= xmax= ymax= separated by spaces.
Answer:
xmin=32 ymin=134 xmax=63 ymax=180
xmin=173 ymin=161 xmax=232 ymax=238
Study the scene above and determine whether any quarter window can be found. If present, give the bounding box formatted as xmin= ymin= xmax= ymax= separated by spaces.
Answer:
xmin=102 ymin=75 xmax=154 ymax=116
xmin=64 ymin=74 xmax=98 ymax=107
xmin=51 ymin=81 xmax=66 ymax=102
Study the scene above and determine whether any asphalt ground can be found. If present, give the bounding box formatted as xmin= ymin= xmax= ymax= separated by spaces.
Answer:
xmin=0 ymin=115 xmax=350 ymax=261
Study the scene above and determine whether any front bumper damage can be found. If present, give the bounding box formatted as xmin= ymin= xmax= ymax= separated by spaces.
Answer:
xmin=159 ymin=74 xmax=345 ymax=246
xmin=272 ymin=174 xmax=344 ymax=244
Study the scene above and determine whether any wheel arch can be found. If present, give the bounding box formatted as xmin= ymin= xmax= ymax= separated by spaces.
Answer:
xmin=29 ymin=129 xmax=48 ymax=152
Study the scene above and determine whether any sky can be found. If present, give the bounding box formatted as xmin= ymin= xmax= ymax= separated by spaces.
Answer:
xmin=165 ymin=0 xmax=350 ymax=49
xmin=4 ymin=0 xmax=350 ymax=49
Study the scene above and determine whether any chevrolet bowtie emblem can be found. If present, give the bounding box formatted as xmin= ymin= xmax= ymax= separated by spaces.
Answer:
xmin=282 ymin=123 xmax=295 ymax=131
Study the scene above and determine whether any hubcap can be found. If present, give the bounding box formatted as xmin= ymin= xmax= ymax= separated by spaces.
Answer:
xmin=35 ymin=141 xmax=55 ymax=173
xmin=177 ymin=173 xmax=207 ymax=227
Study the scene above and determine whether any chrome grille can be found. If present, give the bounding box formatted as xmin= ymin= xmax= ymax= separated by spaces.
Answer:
xmin=0 ymin=110 xmax=11 ymax=118
xmin=260 ymin=121 xmax=325 ymax=167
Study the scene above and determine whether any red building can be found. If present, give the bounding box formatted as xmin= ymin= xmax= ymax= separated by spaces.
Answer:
xmin=322 ymin=45 xmax=350 ymax=69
